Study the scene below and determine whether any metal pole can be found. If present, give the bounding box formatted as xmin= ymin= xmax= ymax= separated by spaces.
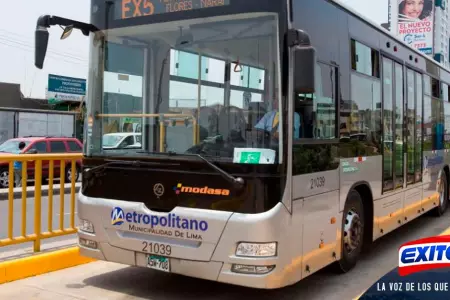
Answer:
xmin=196 ymin=52 xmax=202 ymax=143
xmin=34 ymin=160 xmax=42 ymax=252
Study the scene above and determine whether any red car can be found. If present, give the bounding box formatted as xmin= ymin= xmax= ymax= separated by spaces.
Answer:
xmin=0 ymin=136 xmax=83 ymax=188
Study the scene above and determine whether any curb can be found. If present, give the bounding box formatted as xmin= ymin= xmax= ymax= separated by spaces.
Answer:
xmin=0 ymin=246 xmax=96 ymax=284
xmin=353 ymin=226 xmax=450 ymax=299
xmin=0 ymin=183 xmax=81 ymax=200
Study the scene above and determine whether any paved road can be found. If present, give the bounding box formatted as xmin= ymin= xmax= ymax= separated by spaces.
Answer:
xmin=0 ymin=210 xmax=449 ymax=299
xmin=0 ymin=194 xmax=78 ymax=256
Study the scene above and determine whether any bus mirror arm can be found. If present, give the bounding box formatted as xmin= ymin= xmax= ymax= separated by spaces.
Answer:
xmin=35 ymin=15 xmax=99 ymax=69
xmin=288 ymin=29 xmax=317 ymax=94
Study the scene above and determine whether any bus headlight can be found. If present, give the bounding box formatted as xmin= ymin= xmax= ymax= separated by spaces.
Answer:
xmin=236 ymin=242 xmax=277 ymax=257
xmin=79 ymin=219 xmax=95 ymax=233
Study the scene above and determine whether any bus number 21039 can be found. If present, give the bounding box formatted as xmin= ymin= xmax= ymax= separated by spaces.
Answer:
xmin=142 ymin=241 xmax=172 ymax=256
xmin=310 ymin=176 xmax=326 ymax=189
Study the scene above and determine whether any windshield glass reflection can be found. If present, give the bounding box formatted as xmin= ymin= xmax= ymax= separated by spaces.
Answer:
xmin=86 ymin=13 xmax=282 ymax=164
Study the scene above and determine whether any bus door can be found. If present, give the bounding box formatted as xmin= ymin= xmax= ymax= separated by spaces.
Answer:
xmin=379 ymin=57 xmax=406 ymax=235
xmin=291 ymin=62 xmax=340 ymax=277
xmin=421 ymin=75 xmax=444 ymax=211
xmin=403 ymin=68 xmax=424 ymax=221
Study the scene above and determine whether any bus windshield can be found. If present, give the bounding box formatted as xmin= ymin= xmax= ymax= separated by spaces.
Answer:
xmin=86 ymin=12 xmax=282 ymax=164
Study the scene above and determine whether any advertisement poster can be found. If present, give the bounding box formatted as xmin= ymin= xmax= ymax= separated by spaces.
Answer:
xmin=396 ymin=0 xmax=435 ymax=55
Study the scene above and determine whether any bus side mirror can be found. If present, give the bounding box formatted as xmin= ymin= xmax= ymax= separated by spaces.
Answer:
xmin=35 ymin=27 xmax=49 ymax=69
xmin=60 ymin=25 xmax=74 ymax=40
xmin=293 ymin=45 xmax=317 ymax=94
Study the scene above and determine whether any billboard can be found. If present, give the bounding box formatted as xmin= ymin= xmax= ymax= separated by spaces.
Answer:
xmin=393 ymin=0 xmax=435 ymax=56
xmin=47 ymin=74 xmax=86 ymax=103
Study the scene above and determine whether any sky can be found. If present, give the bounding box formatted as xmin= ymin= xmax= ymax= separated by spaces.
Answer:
xmin=338 ymin=0 xmax=389 ymax=25
xmin=0 ymin=0 xmax=388 ymax=100
xmin=0 ymin=0 xmax=90 ymax=99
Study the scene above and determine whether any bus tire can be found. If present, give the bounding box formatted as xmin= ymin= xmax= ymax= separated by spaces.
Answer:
xmin=0 ymin=167 xmax=9 ymax=189
xmin=65 ymin=164 xmax=80 ymax=183
xmin=433 ymin=171 xmax=448 ymax=217
xmin=334 ymin=190 xmax=365 ymax=273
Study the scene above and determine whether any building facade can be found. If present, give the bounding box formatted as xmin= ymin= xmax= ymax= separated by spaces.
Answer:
xmin=433 ymin=0 xmax=449 ymax=67
xmin=0 ymin=81 xmax=84 ymax=142
xmin=388 ymin=0 xmax=449 ymax=68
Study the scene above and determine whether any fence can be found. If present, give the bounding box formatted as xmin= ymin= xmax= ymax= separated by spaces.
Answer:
xmin=0 ymin=153 xmax=82 ymax=252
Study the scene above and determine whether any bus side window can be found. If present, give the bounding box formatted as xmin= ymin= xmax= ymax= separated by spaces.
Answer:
xmin=341 ymin=40 xmax=382 ymax=158
xmin=292 ymin=62 xmax=339 ymax=176
xmin=295 ymin=62 xmax=337 ymax=140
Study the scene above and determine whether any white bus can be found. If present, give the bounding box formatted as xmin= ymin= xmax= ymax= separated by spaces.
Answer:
xmin=34 ymin=0 xmax=450 ymax=289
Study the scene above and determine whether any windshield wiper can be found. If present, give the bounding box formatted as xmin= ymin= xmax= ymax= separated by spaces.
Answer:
xmin=82 ymin=160 xmax=120 ymax=193
xmin=195 ymin=154 xmax=245 ymax=189
xmin=138 ymin=150 xmax=244 ymax=188
xmin=82 ymin=159 xmax=173 ymax=193
xmin=83 ymin=159 xmax=165 ymax=182
xmin=84 ymin=154 xmax=244 ymax=191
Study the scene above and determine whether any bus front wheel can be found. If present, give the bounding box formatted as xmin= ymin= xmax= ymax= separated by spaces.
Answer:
xmin=335 ymin=190 xmax=365 ymax=273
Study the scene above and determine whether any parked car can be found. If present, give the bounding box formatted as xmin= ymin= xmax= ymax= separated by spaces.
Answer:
xmin=0 ymin=136 xmax=83 ymax=188
xmin=102 ymin=132 xmax=142 ymax=149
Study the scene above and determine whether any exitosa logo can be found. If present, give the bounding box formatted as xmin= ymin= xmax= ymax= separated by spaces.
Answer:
xmin=173 ymin=183 xmax=230 ymax=196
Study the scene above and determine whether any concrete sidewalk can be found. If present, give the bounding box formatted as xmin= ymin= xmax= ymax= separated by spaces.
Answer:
xmin=0 ymin=261 xmax=125 ymax=300
xmin=0 ymin=183 xmax=81 ymax=200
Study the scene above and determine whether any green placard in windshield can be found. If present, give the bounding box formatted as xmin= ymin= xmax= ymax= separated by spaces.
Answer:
xmin=240 ymin=152 xmax=261 ymax=164
xmin=119 ymin=0 xmax=230 ymax=20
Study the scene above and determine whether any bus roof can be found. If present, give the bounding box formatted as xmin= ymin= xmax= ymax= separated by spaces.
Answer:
xmin=330 ymin=0 xmax=450 ymax=74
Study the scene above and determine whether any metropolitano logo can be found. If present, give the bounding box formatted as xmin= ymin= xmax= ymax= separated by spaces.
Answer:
xmin=111 ymin=207 xmax=125 ymax=226
xmin=109 ymin=206 xmax=209 ymax=232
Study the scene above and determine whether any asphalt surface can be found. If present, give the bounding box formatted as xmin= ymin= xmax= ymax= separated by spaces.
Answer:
xmin=0 ymin=208 xmax=449 ymax=299
xmin=0 ymin=194 xmax=78 ymax=256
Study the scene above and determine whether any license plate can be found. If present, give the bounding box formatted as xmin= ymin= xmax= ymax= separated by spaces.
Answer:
xmin=147 ymin=255 xmax=170 ymax=272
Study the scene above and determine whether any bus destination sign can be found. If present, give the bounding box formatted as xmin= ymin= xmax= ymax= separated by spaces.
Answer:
xmin=120 ymin=0 xmax=231 ymax=19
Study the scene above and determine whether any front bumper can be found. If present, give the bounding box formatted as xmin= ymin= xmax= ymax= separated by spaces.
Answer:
xmin=77 ymin=192 xmax=295 ymax=289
